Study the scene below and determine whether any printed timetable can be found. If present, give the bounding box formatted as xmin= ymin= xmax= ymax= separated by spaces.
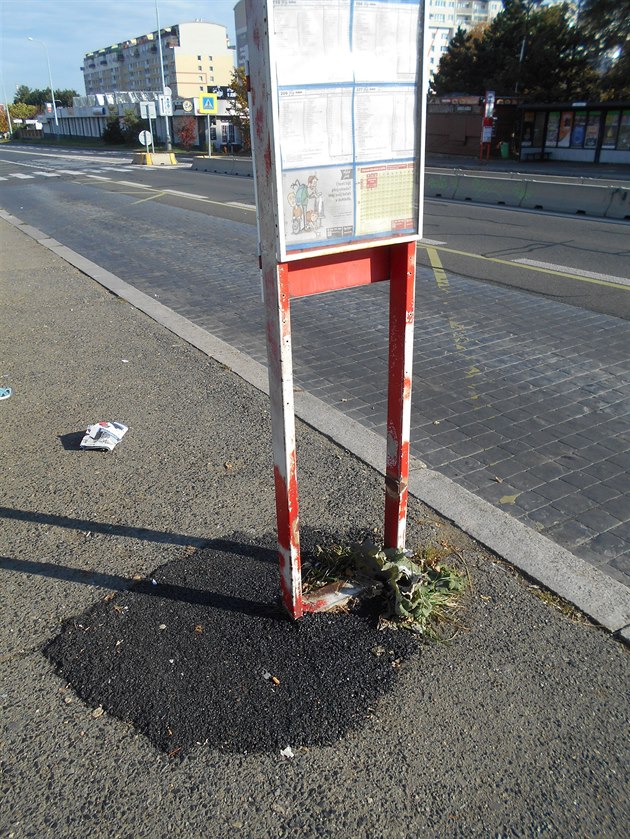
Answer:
xmin=270 ymin=0 xmax=425 ymax=256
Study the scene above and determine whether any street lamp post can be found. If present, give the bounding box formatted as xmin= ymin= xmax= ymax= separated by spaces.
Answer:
xmin=27 ymin=37 xmax=59 ymax=134
xmin=155 ymin=0 xmax=172 ymax=152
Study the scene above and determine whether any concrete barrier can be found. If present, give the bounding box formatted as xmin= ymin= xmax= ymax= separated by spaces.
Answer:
xmin=424 ymin=172 xmax=459 ymax=199
xmin=132 ymin=151 xmax=177 ymax=166
xmin=190 ymin=156 xmax=253 ymax=177
xmin=521 ymin=180 xmax=612 ymax=216
xmin=186 ymin=157 xmax=628 ymax=219
xmin=605 ymin=187 xmax=630 ymax=220
xmin=452 ymin=174 xmax=528 ymax=207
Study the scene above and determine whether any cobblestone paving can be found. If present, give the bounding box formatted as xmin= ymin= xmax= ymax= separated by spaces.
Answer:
xmin=3 ymin=180 xmax=629 ymax=586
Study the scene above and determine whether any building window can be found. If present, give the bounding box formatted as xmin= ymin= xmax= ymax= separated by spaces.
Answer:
xmin=198 ymin=65 xmax=202 ymax=70
xmin=197 ymin=55 xmax=201 ymax=60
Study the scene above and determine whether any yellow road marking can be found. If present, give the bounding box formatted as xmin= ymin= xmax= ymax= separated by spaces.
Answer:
xmin=426 ymin=247 xmax=449 ymax=290
xmin=426 ymin=245 xmax=629 ymax=292
xmin=426 ymin=247 xmax=483 ymax=405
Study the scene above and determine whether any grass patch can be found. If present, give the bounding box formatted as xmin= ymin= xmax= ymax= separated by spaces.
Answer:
xmin=304 ymin=539 xmax=467 ymax=637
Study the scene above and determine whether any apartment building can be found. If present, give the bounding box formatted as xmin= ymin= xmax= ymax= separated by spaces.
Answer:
xmin=81 ymin=21 xmax=235 ymax=98
xmin=233 ymin=1 xmax=502 ymax=76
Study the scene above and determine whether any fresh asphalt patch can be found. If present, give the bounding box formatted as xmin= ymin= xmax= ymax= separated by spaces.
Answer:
xmin=44 ymin=535 xmax=419 ymax=757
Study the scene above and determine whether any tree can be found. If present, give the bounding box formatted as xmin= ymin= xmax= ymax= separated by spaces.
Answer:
xmin=14 ymin=85 xmax=31 ymax=104
xmin=176 ymin=116 xmax=197 ymax=150
xmin=431 ymin=0 xmax=598 ymax=102
xmin=101 ymin=108 xmax=126 ymax=144
xmin=580 ymin=0 xmax=630 ymax=100
xmin=9 ymin=103 xmax=38 ymax=121
xmin=13 ymin=86 xmax=78 ymax=108
xmin=227 ymin=66 xmax=250 ymax=151
xmin=431 ymin=26 xmax=485 ymax=95
xmin=0 ymin=105 xmax=9 ymax=134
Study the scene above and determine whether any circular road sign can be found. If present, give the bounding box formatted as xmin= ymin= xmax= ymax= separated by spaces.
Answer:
xmin=139 ymin=130 xmax=152 ymax=147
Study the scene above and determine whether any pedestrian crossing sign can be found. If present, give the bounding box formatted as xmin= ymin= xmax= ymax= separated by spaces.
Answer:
xmin=198 ymin=94 xmax=218 ymax=114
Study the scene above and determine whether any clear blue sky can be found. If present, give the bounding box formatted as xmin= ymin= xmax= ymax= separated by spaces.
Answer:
xmin=0 ymin=0 xmax=238 ymax=101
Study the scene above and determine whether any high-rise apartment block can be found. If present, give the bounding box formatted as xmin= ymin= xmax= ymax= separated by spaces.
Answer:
xmin=81 ymin=21 xmax=234 ymax=98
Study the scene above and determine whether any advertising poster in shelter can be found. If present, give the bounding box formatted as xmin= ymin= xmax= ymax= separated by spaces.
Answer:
xmin=269 ymin=0 xmax=424 ymax=258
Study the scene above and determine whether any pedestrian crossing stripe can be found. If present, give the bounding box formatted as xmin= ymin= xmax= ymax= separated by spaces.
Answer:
xmin=198 ymin=94 xmax=218 ymax=114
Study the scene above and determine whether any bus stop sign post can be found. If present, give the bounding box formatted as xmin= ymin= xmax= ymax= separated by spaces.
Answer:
xmin=247 ymin=0 xmax=426 ymax=619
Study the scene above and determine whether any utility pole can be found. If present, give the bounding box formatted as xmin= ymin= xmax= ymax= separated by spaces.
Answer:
xmin=155 ymin=0 xmax=172 ymax=151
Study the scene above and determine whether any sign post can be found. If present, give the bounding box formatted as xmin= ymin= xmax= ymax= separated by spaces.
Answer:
xmin=138 ymin=129 xmax=153 ymax=155
xmin=480 ymin=89 xmax=495 ymax=160
xmin=140 ymin=101 xmax=157 ymax=153
xmin=247 ymin=0 xmax=426 ymax=618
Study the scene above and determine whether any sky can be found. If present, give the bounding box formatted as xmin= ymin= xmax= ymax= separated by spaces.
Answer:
xmin=0 ymin=0 xmax=239 ymax=102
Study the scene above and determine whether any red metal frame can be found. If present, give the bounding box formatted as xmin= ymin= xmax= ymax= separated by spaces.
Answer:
xmin=263 ymin=242 xmax=417 ymax=618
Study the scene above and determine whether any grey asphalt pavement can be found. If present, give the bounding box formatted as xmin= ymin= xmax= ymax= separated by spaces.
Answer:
xmin=1 ymin=215 xmax=630 ymax=838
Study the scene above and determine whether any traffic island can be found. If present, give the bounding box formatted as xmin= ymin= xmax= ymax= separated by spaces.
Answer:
xmin=131 ymin=151 xmax=178 ymax=166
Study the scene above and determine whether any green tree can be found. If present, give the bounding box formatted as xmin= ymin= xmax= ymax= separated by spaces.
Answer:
xmin=580 ymin=0 xmax=630 ymax=99
xmin=227 ymin=66 xmax=250 ymax=151
xmin=13 ymin=86 xmax=78 ymax=109
xmin=431 ymin=0 xmax=597 ymax=102
xmin=431 ymin=26 xmax=485 ymax=95
xmin=14 ymin=85 xmax=31 ymax=103
xmin=101 ymin=108 xmax=126 ymax=144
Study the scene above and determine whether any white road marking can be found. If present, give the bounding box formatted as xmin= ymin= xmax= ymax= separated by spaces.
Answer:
xmin=419 ymin=238 xmax=447 ymax=246
xmin=226 ymin=201 xmax=257 ymax=210
xmin=32 ymin=171 xmax=61 ymax=177
xmin=8 ymin=173 xmax=34 ymax=179
xmin=514 ymin=257 xmax=630 ymax=288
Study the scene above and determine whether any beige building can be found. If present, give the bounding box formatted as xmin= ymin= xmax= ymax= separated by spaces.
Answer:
xmin=82 ymin=21 xmax=235 ymax=98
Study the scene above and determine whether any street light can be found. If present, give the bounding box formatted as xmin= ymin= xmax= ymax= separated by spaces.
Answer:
xmin=27 ymin=36 xmax=59 ymax=132
xmin=155 ymin=0 xmax=172 ymax=151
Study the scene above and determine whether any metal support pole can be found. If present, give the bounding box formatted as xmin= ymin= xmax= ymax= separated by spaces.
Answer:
xmin=384 ymin=241 xmax=417 ymax=550
xmin=27 ymin=37 xmax=58 ymax=135
xmin=262 ymin=257 xmax=303 ymax=619
xmin=155 ymin=0 xmax=172 ymax=151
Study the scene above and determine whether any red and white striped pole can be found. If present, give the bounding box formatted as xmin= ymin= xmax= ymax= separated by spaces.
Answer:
xmin=384 ymin=241 xmax=417 ymax=550
xmin=262 ymin=257 xmax=303 ymax=619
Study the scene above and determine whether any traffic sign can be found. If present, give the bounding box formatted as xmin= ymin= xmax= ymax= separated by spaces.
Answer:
xmin=140 ymin=101 xmax=157 ymax=120
xmin=139 ymin=130 xmax=153 ymax=147
xmin=158 ymin=94 xmax=173 ymax=117
xmin=197 ymin=94 xmax=218 ymax=115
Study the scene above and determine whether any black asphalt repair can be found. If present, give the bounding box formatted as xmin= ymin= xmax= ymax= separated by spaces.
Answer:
xmin=45 ymin=539 xmax=419 ymax=756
